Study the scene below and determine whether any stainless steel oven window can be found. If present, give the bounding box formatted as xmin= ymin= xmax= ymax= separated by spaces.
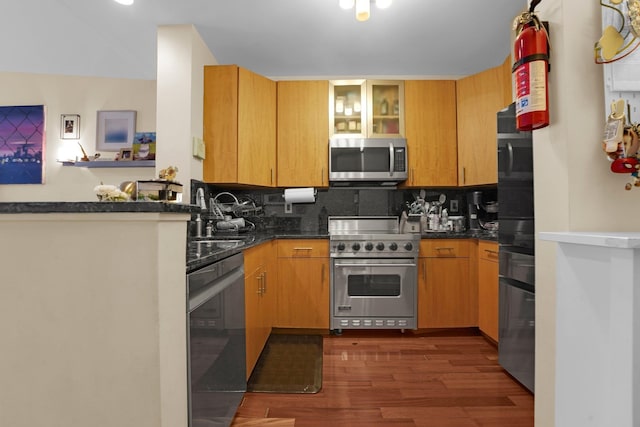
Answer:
xmin=347 ymin=274 xmax=401 ymax=296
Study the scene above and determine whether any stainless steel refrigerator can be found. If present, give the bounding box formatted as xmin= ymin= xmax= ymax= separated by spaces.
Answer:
xmin=497 ymin=103 xmax=535 ymax=393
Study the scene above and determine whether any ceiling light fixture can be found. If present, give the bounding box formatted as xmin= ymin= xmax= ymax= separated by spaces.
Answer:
xmin=342 ymin=0 xmax=392 ymax=22
xmin=355 ymin=0 xmax=370 ymax=21
xmin=339 ymin=0 xmax=355 ymax=9
xmin=114 ymin=0 xmax=134 ymax=5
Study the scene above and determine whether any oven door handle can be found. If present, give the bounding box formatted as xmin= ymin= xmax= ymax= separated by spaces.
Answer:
xmin=334 ymin=262 xmax=416 ymax=268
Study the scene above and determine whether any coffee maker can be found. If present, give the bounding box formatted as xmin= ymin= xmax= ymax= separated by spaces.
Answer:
xmin=466 ymin=191 xmax=482 ymax=230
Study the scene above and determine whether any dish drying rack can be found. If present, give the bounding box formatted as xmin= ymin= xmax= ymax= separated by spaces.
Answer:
xmin=208 ymin=192 xmax=260 ymax=233
xmin=209 ymin=192 xmax=261 ymax=220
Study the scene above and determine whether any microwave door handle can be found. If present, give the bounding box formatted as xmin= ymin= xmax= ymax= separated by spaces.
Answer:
xmin=389 ymin=142 xmax=394 ymax=176
xmin=507 ymin=142 xmax=513 ymax=176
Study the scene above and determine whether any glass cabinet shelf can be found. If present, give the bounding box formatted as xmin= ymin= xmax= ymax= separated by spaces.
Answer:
xmin=329 ymin=80 xmax=366 ymax=137
xmin=329 ymin=79 xmax=404 ymax=138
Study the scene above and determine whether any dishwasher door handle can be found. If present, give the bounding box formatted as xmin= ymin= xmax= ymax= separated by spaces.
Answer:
xmin=188 ymin=267 xmax=244 ymax=312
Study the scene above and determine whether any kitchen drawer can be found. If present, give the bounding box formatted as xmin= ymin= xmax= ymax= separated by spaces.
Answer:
xmin=478 ymin=241 xmax=499 ymax=262
xmin=420 ymin=239 xmax=470 ymax=258
xmin=277 ymin=239 xmax=329 ymax=258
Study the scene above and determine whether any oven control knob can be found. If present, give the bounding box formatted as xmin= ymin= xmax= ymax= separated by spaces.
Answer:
xmin=365 ymin=242 xmax=374 ymax=251
xmin=404 ymin=242 xmax=414 ymax=251
xmin=337 ymin=243 xmax=346 ymax=251
xmin=376 ymin=242 xmax=385 ymax=251
xmin=389 ymin=242 xmax=398 ymax=251
xmin=352 ymin=243 xmax=361 ymax=251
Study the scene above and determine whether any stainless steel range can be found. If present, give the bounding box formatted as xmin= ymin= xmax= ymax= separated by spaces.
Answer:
xmin=329 ymin=216 xmax=420 ymax=332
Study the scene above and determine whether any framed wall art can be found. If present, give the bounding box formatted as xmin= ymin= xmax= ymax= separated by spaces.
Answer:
xmin=0 ymin=105 xmax=45 ymax=184
xmin=96 ymin=110 xmax=136 ymax=152
xmin=60 ymin=114 xmax=80 ymax=139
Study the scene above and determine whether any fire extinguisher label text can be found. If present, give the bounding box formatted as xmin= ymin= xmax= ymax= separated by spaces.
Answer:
xmin=515 ymin=60 xmax=547 ymax=116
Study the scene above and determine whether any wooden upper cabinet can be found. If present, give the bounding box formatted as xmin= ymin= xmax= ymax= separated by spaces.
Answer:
xmin=203 ymin=65 xmax=276 ymax=187
xmin=456 ymin=56 xmax=512 ymax=186
xmin=403 ymin=80 xmax=458 ymax=187
xmin=277 ymin=80 xmax=329 ymax=187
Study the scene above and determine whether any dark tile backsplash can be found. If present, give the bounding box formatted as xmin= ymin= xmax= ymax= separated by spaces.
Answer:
xmin=190 ymin=180 xmax=497 ymax=234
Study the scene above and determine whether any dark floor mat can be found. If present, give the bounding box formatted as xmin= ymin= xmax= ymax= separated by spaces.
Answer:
xmin=247 ymin=333 xmax=323 ymax=394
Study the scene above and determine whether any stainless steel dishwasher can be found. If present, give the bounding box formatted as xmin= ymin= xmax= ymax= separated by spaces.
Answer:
xmin=187 ymin=252 xmax=246 ymax=427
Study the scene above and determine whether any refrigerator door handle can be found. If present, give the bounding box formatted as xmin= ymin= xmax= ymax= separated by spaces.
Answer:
xmin=507 ymin=141 xmax=514 ymax=176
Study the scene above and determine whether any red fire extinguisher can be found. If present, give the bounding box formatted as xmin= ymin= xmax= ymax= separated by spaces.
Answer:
xmin=513 ymin=0 xmax=549 ymax=131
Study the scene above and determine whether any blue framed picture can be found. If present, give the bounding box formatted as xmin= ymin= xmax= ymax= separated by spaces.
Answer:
xmin=0 ymin=105 xmax=45 ymax=184
xmin=96 ymin=110 xmax=136 ymax=152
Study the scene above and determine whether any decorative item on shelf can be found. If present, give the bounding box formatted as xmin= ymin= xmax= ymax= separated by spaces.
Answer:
xmin=118 ymin=148 xmax=133 ymax=161
xmin=133 ymin=166 xmax=182 ymax=202
xmin=136 ymin=180 xmax=182 ymax=202
xmin=158 ymin=165 xmax=179 ymax=181
xmin=77 ymin=142 xmax=91 ymax=161
xmin=94 ymin=183 xmax=130 ymax=202
xmin=132 ymin=132 xmax=156 ymax=160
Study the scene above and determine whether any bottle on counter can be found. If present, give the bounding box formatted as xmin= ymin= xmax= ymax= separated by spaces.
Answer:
xmin=441 ymin=208 xmax=449 ymax=231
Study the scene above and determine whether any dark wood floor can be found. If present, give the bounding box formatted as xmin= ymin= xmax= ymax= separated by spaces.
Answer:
xmin=232 ymin=329 xmax=533 ymax=427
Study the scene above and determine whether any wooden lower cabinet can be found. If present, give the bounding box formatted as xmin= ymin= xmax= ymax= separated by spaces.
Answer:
xmin=478 ymin=241 xmax=499 ymax=342
xmin=275 ymin=239 xmax=329 ymax=329
xmin=418 ymin=239 xmax=477 ymax=328
xmin=244 ymin=241 xmax=275 ymax=378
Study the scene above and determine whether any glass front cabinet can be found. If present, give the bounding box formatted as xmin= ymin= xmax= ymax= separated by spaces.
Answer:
xmin=329 ymin=80 xmax=404 ymax=138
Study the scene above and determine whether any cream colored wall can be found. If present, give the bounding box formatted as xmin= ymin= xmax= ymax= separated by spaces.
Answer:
xmin=0 ymin=72 xmax=157 ymax=201
xmin=156 ymin=24 xmax=217 ymax=204
xmin=0 ymin=212 xmax=189 ymax=427
xmin=533 ymin=1 xmax=640 ymax=426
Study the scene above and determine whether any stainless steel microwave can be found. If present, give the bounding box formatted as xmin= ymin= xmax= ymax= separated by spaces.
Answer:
xmin=329 ymin=138 xmax=408 ymax=185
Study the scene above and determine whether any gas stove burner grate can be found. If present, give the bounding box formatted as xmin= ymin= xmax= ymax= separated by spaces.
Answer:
xmin=328 ymin=216 xmax=419 ymax=258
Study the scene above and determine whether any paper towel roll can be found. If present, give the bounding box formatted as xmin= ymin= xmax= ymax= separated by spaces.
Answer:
xmin=283 ymin=187 xmax=316 ymax=203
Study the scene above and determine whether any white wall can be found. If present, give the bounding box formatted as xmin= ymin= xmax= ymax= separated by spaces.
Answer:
xmin=0 ymin=73 xmax=157 ymax=202
xmin=156 ymin=25 xmax=217 ymax=204
xmin=533 ymin=1 xmax=640 ymax=426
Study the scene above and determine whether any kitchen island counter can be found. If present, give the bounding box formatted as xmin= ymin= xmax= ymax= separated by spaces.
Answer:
xmin=0 ymin=203 xmax=192 ymax=427
xmin=0 ymin=201 xmax=197 ymax=214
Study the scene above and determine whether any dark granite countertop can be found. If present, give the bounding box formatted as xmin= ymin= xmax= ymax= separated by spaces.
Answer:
xmin=421 ymin=229 xmax=498 ymax=241
xmin=186 ymin=228 xmax=497 ymax=272
xmin=0 ymin=202 xmax=198 ymax=214
xmin=186 ymin=230 xmax=329 ymax=272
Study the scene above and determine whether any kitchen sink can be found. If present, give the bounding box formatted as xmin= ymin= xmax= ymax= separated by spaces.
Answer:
xmin=195 ymin=239 xmax=245 ymax=249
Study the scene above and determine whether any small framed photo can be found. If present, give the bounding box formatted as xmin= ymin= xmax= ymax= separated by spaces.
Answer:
xmin=61 ymin=114 xmax=80 ymax=139
xmin=119 ymin=148 xmax=133 ymax=161
xmin=96 ymin=110 xmax=136 ymax=152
